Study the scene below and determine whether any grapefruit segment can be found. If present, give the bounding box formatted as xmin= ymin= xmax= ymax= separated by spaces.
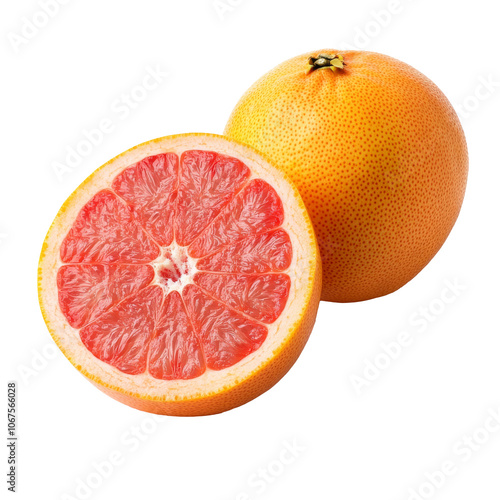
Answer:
xmin=56 ymin=264 xmax=154 ymax=329
xmin=60 ymin=190 xmax=160 ymax=263
xmin=112 ymin=153 xmax=178 ymax=247
xmin=38 ymin=134 xmax=321 ymax=416
xmin=149 ymin=291 xmax=205 ymax=381
xmin=197 ymin=228 xmax=292 ymax=273
xmin=183 ymin=285 xmax=268 ymax=371
xmin=80 ymin=286 xmax=163 ymax=375
xmin=188 ymin=178 xmax=284 ymax=258
xmin=194 ymin=273 xmax=291 ymax=324
xmin=175 ymin=150 xmax=250 ymax=246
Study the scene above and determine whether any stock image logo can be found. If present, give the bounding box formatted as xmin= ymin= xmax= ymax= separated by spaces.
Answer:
xmin=51 ymin=65 xmax=170 ymax=182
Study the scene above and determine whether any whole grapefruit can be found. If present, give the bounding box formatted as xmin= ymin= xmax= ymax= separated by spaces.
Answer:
xmin=225 ymin=50 xmax=468 ymax=302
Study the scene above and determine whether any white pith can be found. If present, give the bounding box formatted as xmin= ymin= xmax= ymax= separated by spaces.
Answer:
xmin=39 ymin=134 xmax=318 ymax=401
xmin=151 ymin=243 xmax=198 ymax=294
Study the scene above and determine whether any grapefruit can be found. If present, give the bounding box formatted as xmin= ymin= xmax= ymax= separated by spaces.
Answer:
xmin=225 ymin=50 xmax=468 ymax=302
xmin=38 ymin=134 xmax=321 ymax=416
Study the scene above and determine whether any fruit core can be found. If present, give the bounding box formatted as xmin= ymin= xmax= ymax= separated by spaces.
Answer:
xmin=154 ymin=244 xmax=196 ymax=293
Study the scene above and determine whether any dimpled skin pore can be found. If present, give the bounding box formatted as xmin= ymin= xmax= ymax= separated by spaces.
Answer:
xmin=225 ymin=50 xmax=469 ymax=302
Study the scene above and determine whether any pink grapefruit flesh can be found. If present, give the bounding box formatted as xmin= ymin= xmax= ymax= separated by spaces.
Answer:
xmin=57 ymin=150 xmax=292 ymax=379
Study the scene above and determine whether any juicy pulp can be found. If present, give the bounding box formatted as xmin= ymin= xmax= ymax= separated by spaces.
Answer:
xmin=57 ymin=150 xmax=293 ymax=380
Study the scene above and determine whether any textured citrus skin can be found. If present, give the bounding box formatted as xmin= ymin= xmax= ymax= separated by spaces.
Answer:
xmin=38 ymin=133 xmax=322 ymax=416
xmin=225 ymin=50 xmax=469 ymax=302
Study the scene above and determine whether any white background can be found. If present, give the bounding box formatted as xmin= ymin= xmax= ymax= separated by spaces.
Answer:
xmin=2 ymin=0 xmax=500 ymax=499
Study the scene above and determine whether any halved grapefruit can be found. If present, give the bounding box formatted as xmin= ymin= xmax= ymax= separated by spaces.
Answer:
xmin=38 ymin=134 xmax=321 ymax=416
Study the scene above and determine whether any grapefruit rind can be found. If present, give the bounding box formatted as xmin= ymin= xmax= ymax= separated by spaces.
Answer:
xmin=38 ymin=133 xmax=321 ymax=415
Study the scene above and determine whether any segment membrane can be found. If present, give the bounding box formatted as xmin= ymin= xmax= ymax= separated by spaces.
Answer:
xmin=196 ymin=228 xmax=293 ymax=273
xmin=60 ymin=190 xmax=160 ymax=263
xmin=79 ymin=286 xmax=163 ymax=375
xmin=57 ymin=264 xmax=154 ymax=329
xmin=148 ymin=291 xmax=205 ymax=380
xmin=183 ymin=285 xmax=268 ymax=370
xmin=112 ymin=153 xmax=179 ymax=246
xmin=194 ymin=273 xmax=291 ymax=323
xmin=175 ymin=150 xmax=250 ymax=246
xmin=188 ymin=178 xmax=285 ymax=258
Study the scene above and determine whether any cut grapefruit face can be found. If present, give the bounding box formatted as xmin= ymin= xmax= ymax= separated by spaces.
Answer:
xmin=38 ymin=134 xmax=321 ymax=416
